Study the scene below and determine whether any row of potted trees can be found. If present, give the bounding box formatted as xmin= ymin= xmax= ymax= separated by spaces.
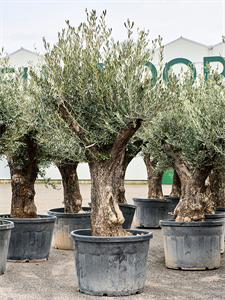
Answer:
xmin=1 ymin=9 xmax=225 ymax=296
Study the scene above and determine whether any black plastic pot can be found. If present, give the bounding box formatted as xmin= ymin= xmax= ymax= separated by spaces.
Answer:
xmin=0 ymin=215 xmax=56 ymax=262
xmin=47 ymin=207 xmax=91 ymax=250
xmin=160 ymin=219 xmax=223 ymax=270
xmin=88 ymin=202 xmax=136 ymax=230
xmin=119 ymin=203 xmax=136 ymax=229
xmin=166 ymin=196 xmax=180 ymax=212
xmin=70 ymin=229 xmax=153 ymax=296
xmin=205 ymin=212 xmax=225 ymax=252
xmin=214 ymin=207 xmax=225 ymax=242
xmin=0 ymin=219 xmax=14 ymax=275
xmin=132 ymin=198 xmax=171 ymax=228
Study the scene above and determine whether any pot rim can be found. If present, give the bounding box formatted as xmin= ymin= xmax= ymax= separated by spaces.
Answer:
xmin=0 ymin=219 xmax=14 ymax=230
xmin=88 ymin=202 xmax=137 ymax=209
xmin=166 ymin=196 xmax=180 ymax=200
xmin=214 ymin=207 xmax=225 ymax=211
xmin=118 ymin=203 xmax=137 ymax=209
xmin=132 ymin=198 xmax=171 ymax=203
xmin=0 ymin=214 xmax=56 ymax=224
xmin=159 ymin=219 xmax=224 ymax=227
xmin=70 ymin=229 xmax=153 ymax=243
xmin=205 ymin=213 xmax=225 ymax=218
xmin=47 ymin=207 xmax=91 ymax=218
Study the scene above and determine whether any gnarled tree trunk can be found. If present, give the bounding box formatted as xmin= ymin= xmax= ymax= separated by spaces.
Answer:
xmin=7 ymin=136 xmax=39 ymax=218
xmin=89 ymin=159 xmax=131 ymax=237
xmin=143 ymin=153 xmax=164 ymax=199
xmin=206 ymin=170 xmax=225 ymax=207
xmin=57 ymin=161 xmax=83 ymax=213
xmin=169 ymin=169 xmax=181 ymax=197
xmin=165 ymin=143 xmax=214 ymax=222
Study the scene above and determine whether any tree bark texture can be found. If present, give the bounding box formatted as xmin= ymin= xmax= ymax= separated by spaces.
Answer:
xmin=169 ymin=169 xmax=181 ymax=197
xmin=206 ymin=170 xmax=225 ymax=207
xmin=57 ymin=161 xmax=83 ymax=213
xmin=143 ymin=153 xmax=164 ymax=199
xmin=89 ymin=159 xmax=131 ymax=237
xmin=7 ymin=136 xmax=39 ymax=218
xmin=164 ymin=144 xmax=214 ymax=222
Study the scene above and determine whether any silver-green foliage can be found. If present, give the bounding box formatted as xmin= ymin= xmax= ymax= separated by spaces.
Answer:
xmin=30 ymin=10 xmax=173 ymax=160
xmin=142 ymin=69 xmax=225 ymax=172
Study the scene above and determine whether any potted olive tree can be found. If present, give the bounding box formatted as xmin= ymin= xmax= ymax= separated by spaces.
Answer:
xmin=0 ymin=54 xmax=56 ymax=262
xmin=31 ymin=10 xmax=175 ymax=296
xmin=0 ymin=53 xmax=14 ymax=275
xmin=144 ymin=70 xmax=225 ymax=270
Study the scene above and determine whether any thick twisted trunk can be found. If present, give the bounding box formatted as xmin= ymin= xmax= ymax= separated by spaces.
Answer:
xmin=169 ymin=169 xmax=181 ymax=197
xmin=206 ymin=170 xmax=225 ymax=207
xmin=143 ymin=153 xmax=164 ymax=199
xmin=164 ymin=143 xmax=214 ymax=221
xmin=8 ymin=136 xmax=39 ymax=218
xmin=89 ymin=159 xmax=130 ymax=237
xmin=57 ymin=161 xmax=83 ymax=213
xmin=174 ymin=169 xmax=213 ymax=222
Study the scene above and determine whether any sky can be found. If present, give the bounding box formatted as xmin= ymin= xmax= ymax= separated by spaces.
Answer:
xmin=0 ymin=0 xmax=225 ymax=54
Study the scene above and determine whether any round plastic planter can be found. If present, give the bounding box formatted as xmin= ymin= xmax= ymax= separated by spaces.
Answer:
xmin=0 ymin=219 xmax=14 ymax=275
xmin=47 ymin=207 xmax=91 ymax=250
xmin=160 ymin=220 xmax=223 ymax=270
xmin=214 ymin=208 xmax=225 ymax=242
xmin=133 ymin=198 xmax=171 ymax=228
xmin=0 ymin=215 xmax=56 ymax=262
xmin=88 ymin=202 xmax=136 ymax=230
xmin=166 ymin=197 xmax=180 ymax=213
xmin=205 ymin=212 xmax=225 ymax=253
xmin=70 ymin=229 xmax=153 ymax=296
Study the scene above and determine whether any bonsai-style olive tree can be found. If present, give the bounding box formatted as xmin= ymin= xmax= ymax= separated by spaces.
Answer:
xmin=0 ymin=53 xmax=42 ymax=218
xmin=144 ymin=71 xmax=225 ymax=222
xmin=31 ymin=10 xmax=175 ymax=236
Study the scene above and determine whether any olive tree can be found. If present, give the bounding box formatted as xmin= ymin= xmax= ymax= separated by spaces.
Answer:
xmin=144 ymin=71 xmax=225 ymax=222
xmin=31 ymin=10 xmax=174 ymax=236
xmin=0 ymin=53 xmax=41 ymax=218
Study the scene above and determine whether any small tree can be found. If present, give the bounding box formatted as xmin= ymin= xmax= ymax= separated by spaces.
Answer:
xmin=144 ymin=71 xmax=225 ymax=222
xmin=31 ymin=10 xmax=174 ymax=236
xmin=0 ymin=54 xmax=41 ymax=218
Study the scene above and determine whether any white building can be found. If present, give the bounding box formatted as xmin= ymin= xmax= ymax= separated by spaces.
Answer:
xmin=1 ymin=37 xmax=225 ymax=181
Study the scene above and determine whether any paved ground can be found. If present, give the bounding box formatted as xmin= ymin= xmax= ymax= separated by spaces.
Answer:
xmin=0 ymin=183 xmax=225 ymax=300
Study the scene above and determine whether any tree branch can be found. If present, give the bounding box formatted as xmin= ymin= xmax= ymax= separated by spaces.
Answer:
xmin=164 ymin=142 xmax=191 ymax=179
xmin=109 ymin=118 xmax=142 ymax=161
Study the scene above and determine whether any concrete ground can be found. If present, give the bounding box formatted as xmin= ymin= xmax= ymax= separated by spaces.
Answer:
xmin=0 ymin=183 xmax=225 ymax=300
